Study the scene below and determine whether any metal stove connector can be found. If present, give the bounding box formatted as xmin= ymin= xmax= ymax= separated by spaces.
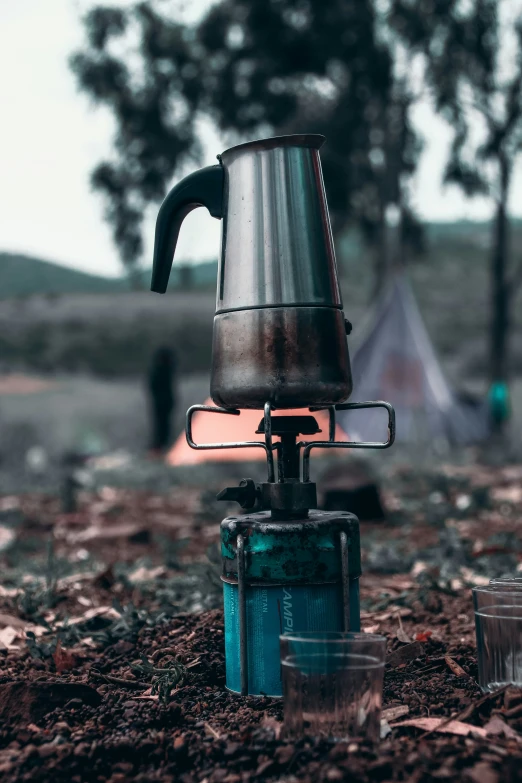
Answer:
xmin=186 ymin=400 xmax=395 ymax=516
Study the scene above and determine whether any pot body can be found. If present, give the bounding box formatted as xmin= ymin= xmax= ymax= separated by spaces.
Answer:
xmin=213 ymin=135 xmax=351 ymax=408
xmin=211 ymin=306 xmax=352 ymax=409
xmin=152 ymin=134 xmax=352 ymax=409
xmin=216 ymin=135 xmax=342 ymax=312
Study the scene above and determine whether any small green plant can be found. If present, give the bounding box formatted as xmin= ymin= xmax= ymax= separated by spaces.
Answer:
xmin=131 ymin=654 xmax=187 ymax=704
xmin=17 ymin=540 xmax=59 ymax=621
xmin=26 ymin=618 xmax=83 ymax=661
xmin=26 ymin=631 xmax=58 ymax=661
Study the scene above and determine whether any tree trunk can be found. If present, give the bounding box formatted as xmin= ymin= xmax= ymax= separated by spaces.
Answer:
xmin=371 ymin=100 xmax=403 ymax=302
xmin=128 ymin=265 xmax=144 ymax=291
xmin=371 ymin=192 xmax=388 ymax=301
xmin=489 ymin=153 xmax=511 ymax=433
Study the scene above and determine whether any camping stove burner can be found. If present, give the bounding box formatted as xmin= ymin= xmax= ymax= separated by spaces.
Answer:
xmin=151 ymin=132 xmax=397 ymax=696
xmin=186 ymin=400 xmax=395 ymax=696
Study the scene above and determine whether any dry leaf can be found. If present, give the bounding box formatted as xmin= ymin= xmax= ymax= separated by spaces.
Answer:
xmin=0 ymin=586 xmax=20 ymax=598
xmin=382 ymin=705 xmax=410 ymax=722
xmin=374 ymin=607 xmax=413 ymax=622
xmin=411 ymin=561 xmax=428 ymax=577
xmin=491 ymin=486 xmax=522 ymax=503
xmin=0 ymin=496 xmax=20 ymax=512
xmin=445 ymin=655 xmax=469 ymax=678
xmin=415 ymin=631 xmax=432 ymax=642
xmin=0 ymin=525 xmax=15 ymax=552
xmin=363 ymin=624 xmax=380 ymax=634
xmin=0 ymin=613 xmax=27 ymax=629
xmin=393 ymin=718 xmax=487 ymax=737
xmin=55 ymin=605 xmax=121 ymax=628
xmin=386 ymin=642 xmax=423 ymax=668
xmin=56 ymin=573 xmax=96 ymax=589
xmin=460 ymin=568 xmax=490 ymax=586
xmin=24 ymin=624 xmax=48 ymax=638
xmin=67 ymin=522 xmax=145 ymax=544
xmin=262 ymin=717 xmax=283 ymax=740
xmin=53 ymin=640 xmax=77 ymax=673
xmin=467 ymin=761 xmax=500 ymax=783
xmin=0 ymin=627 xmax=20 ymax=650
xmin=80 ymin=637 xmax=98 ymax=649
xmin=380 ymin=719 xmax=392 ymax=739
xmin=128 ymin=565 xmax=166 ymax=583
xmin=388 ymin=577 xmax=415 ymax=590
xmin=450 ymin=578 xmax=464 ymax=591
xmin=82 ymin=605 xmax=121 ymax=621
xmin=397 ymin=627 xmax=413 ymax=644
xmin=484 ymin=715 xmax=522 ymax=740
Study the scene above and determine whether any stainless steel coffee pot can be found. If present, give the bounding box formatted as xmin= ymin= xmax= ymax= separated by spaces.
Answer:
xmin=152 ymin=134 xmax=352 ymax=409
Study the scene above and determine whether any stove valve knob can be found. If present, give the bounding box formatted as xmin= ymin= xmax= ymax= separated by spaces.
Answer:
xmin=216 ymin=478 xmax=259 ymax=509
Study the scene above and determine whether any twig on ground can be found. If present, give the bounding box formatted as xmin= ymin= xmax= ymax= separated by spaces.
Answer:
xmin=457 ymin=685 xmax=511 ymax=722
xmin=204 ymin=722 xmax=221 ymax=739
xmin=414 ymin=664 xmax=444 ymax=677
xmin=151 ymin=646 xmax=183 ymax=661
xmin=419 ymin=684 xmax=510 ymax=740
xmin=383 ymin=705 xmax=410 ymax=722
xmin=90 ymin=670 xmax=149 ymax=689
xmin=445 ymin=655 xmax=471 ymax=679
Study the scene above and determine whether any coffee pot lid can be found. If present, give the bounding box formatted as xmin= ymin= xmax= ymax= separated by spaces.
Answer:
xmin=219 ymin=134 xmax=325 ymax=162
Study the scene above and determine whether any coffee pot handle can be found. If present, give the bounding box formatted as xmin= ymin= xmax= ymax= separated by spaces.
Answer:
xmin=151 ymin=164 xmax=224 ymax=293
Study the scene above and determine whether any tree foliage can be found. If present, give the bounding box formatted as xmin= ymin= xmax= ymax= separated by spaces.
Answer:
xmin=71 ymin=1 xmax=422 ymax=274
xmin=391 ymin=0 xmax=522 ymax=391
xmin=391 ymin=0 xmax=522 ymax=200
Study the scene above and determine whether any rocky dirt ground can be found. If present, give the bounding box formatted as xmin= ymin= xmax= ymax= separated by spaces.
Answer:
xmin=1 ymin=462 xmax=522 ymax=782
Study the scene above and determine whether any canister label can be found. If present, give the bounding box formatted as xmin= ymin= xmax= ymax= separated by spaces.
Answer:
xmin=223 ymin=581 xmax=345 ymax=696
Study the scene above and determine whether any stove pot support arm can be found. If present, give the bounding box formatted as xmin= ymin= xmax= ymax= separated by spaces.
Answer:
xmin=151 ymin=165 xmax=224 ymax=293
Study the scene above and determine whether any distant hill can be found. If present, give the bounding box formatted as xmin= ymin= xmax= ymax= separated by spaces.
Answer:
xmin=3 ymin=219 xmax=522 ymax=299
xmin=0 ymin=253 xmax=218 ymax=299
xmin=4 ymin=219 xmax=522 ymax=381
xmin=0 ymin=253 xmax=121 ymax=298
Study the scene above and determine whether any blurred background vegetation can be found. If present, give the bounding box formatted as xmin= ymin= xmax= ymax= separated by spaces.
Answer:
xmin=66 ymin=0 xmax=522 ymax=386
xmin=3 ymin=0 xmax=522 ymax=382
xmin=2 ymin=0 xmax=522 ymax=468
xmin=2 ymin=218 xmax=522 ymax=385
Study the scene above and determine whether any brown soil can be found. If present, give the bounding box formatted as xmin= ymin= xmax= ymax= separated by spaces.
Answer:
xmin=1 ymin=464 xmax=522 ymax=782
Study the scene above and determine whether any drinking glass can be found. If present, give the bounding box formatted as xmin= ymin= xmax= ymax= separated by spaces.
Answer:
xmin=280 ymin=631 xmax=386 ymax=660
xmin=490 ymin=577 xmax=522 ymax=589
xmin=473 ymin=586 xmax=522 ymax=691
xmin=280 ymin=632 xmax=386 ymax=742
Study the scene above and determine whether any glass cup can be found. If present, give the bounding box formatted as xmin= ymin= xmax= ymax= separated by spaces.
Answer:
xmin=473 ymin=586 xmax=522 ymax=691
xmin=280 ymin=632 xmax=386 ymax=742
xmin=490 ymin=577 xmax=522 ymax=589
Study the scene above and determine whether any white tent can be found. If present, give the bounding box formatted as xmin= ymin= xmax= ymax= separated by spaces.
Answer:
xmin=338 ymin=273 xmax=490 ymax=446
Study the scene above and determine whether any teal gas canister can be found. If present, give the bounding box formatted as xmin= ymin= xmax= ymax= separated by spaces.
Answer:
xmin=221 ymin=510 xmax=361 ymax=696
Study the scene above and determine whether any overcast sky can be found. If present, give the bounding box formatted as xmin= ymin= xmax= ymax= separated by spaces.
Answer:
xmin=1 ymin=0 xmax=521 ymax=279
